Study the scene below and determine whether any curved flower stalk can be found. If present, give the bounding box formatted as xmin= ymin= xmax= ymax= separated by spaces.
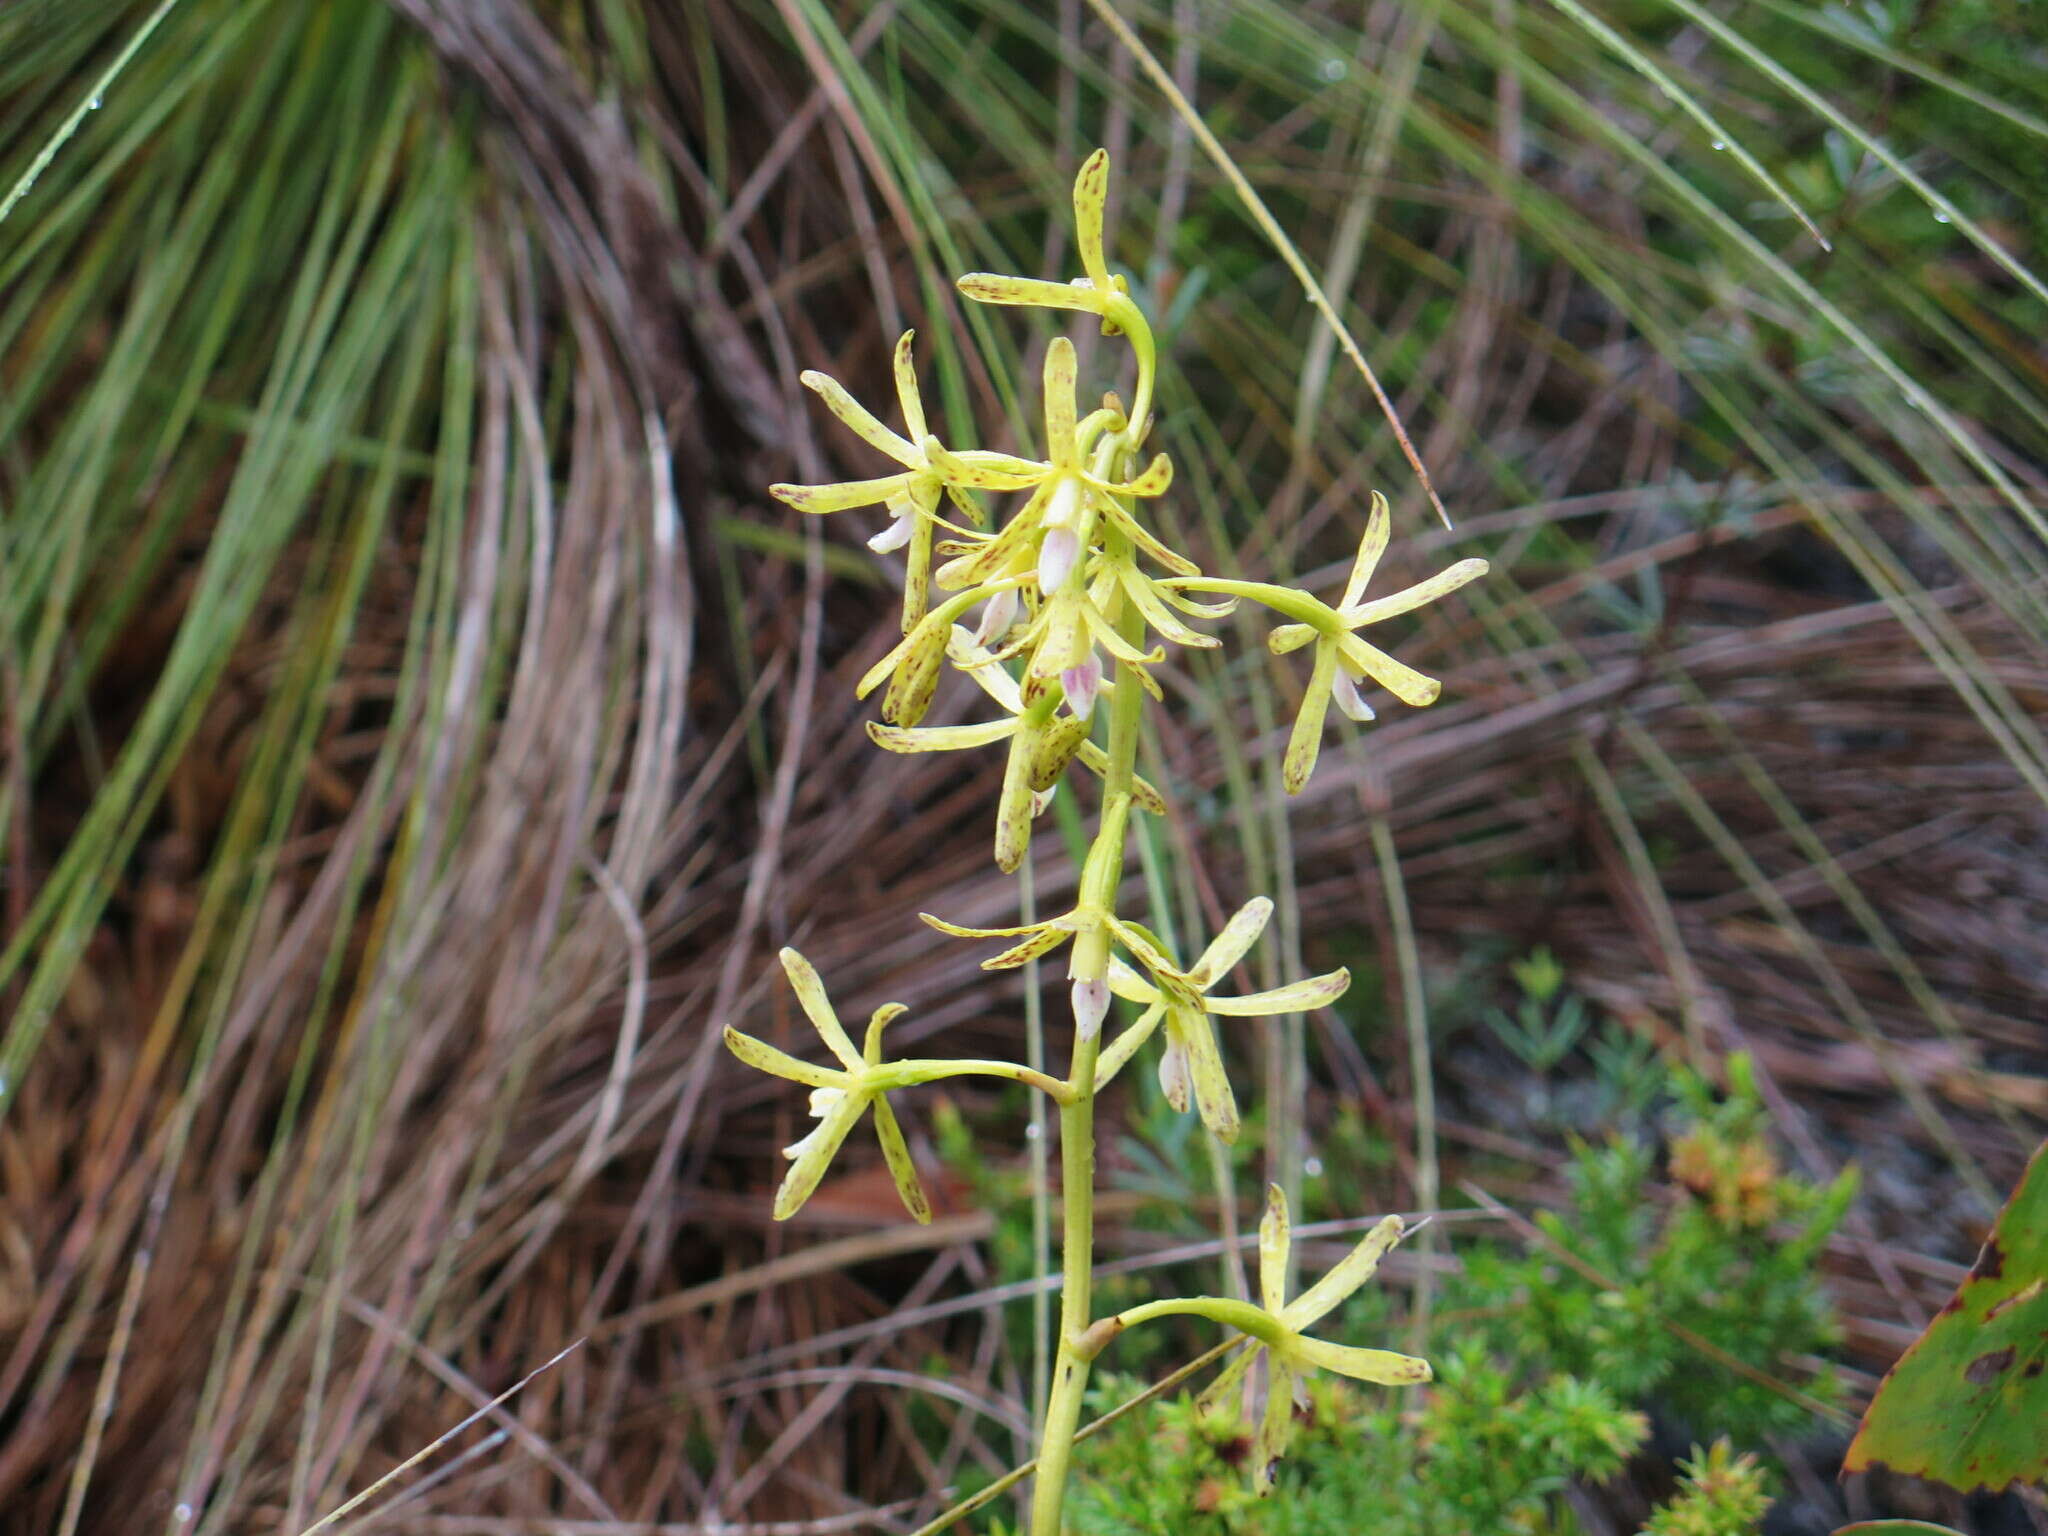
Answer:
xmin=731 ymin=148 xmax=1484 ymax=1531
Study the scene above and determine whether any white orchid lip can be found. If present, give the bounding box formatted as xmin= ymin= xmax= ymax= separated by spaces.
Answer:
xmin=868 ymin=510 xmax=914 ymax=553
xmin=974 ymin=587 xmax=1019 ymax=645
xmin=1332 ymin=668 xmax=1376 ymax=722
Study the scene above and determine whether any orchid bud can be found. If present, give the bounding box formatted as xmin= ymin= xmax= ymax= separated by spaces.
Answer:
xmin=1037 ymin=526 xmax=1079 ymax=594
xmin=974 ymin=586 xmax=1019 ymax=645
xmin=1062 ymin=653 xmax=1102 ymax=719
xmin=1071 ymin=978 xmax=1110 ymax=1041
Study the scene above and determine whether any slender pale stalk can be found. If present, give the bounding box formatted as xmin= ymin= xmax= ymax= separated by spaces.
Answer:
xmin=1030 ymin=511 xmax=1148 ymax=1536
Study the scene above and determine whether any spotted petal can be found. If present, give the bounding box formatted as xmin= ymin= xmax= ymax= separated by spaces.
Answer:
xmin=1340 ymin=489 xmax=1392 ymax=609
xmin=1093 ymin=1000 xmax=1164 ymax=1090
xmin=1073 ymin=148 xmax=1112 ymax=292
xmin=801 ymin=370 xmax=918 ymax=467
xmin=723 ymin=1026 xmax=843 ymax=1090
xmin=927 ymin=438 xmax=1048 ymax=491
xmin=1282 ymin=640 xmax=1339 ymax=795
xmin=772 ymin=1087 xmax=867 ymax=1220
xmin=1334 ymin=632 xmax=1441 ymax=708
xmin=1174 ymin=1005 xmax=1240 ymax=1143
xmin=1043 ymin=338 xmax=1079 ymax=468
xmin=1290 ymin=1337 xmax=1433 ymax=1385
xmin=1286 ymin=1213 xmax=1406 ymax=1327
xmin=772 ymin=474 xmax=910 ymax=514
xmin=1188 ymin=898 xmax=1274 ymax=990
xmin=870 ymin=1093 xmax=933 ymax=1224
xmin=1258 ymin=1183 xmax=1291 ymax=1315
xmin=779 ymin=948 xmax=863 ymax=1070
xmin=891 ymin=330 xmax=928 ymax=444
xmin=957 ymin=272 xmax=1108 ymax=316
xmin=866 ymin=718 xmax=1019 ymax=754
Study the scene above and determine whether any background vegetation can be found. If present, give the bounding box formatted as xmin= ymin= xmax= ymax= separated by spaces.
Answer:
xmin=0 ymin=1 xmax=2043 ymax=1532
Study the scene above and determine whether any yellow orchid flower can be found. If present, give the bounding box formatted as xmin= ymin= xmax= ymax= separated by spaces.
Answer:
xmin=725 ymin=948 xmax=1074 ymax=1220
xmin=1265 ymin=491 xmax=1488 ymax=792
xmin=722 ymin=948 xmax=932 ymax=1223
xmin=1200 ymin=1187 xmax=1432 ymax=1493
xmin=1090 ymin=897 xmax=1348 ymax=1143
xmin=768 ymin=331 xmax=993 ymax=633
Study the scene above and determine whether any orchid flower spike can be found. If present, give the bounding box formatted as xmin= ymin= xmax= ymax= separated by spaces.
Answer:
xmin=722 ymin=948 xmax=932 ymax=1223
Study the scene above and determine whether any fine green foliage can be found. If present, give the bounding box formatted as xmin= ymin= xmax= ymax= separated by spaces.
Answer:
xmin=1069 ymin=1362 xmax=1643 ymax=1536
xmin=1640 ymin=1441 xmax=1773 ymax=1536
xmin=1060 ymin=1062 xmax=1846 ymax=1535
xmin=728 ymin=150 xmax=1480 ymax=1534
xmin=1456 ymin=1058 xmax=1854 ymax=1443
xmin=1845 ymin=1139 xmax=2048 ymax=1494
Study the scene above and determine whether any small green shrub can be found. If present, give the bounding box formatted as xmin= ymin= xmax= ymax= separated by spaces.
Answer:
xmin=1061 ymin=1053 xmax=1849 ymax=1532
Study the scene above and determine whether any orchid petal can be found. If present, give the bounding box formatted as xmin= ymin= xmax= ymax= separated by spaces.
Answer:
xmin=723 ymin=1026 xmax=844 ymax=1089
xmin=1205 ymin=968 xmax=1350 ymax=1017
xmin=956 ymin=272 xmax=1107 ymax=315
xmin=862 ymin=1001 xmax=907 ymax=1065
xmin=1339 ymin=556 xmax=1488 ymax=626
xmin=1289 ymin=1337 xmax=1433 ymax=1386
xmin=1189 ymin=897 xmax=1273 ymax=990
xmin=772 ymin=474 xmax=909 ymax=514
xmin=1253 ymin=1358 xmax=1298 ymax=1495
xmin=1267 ymin=622 xmax=1318 ymax=656
xmin=870 ymin=1093 xmax=933 ymax=1224
xmin=1259 ymin=1183 xmax=1291 ymax=1315
xmin=1334 ymin=632 xmax=1441 ymax=708
xmin=1282 ymin=640 xmax=1338 ymax=795
xmin=1177 ymin=1005 xmax=1241 ymax=1143
xmin=801 ymin=369 xmax=918 ymax=467
xmin=1287 ymin=1214 xmax=1406 ymax=1327
xmin=1043 ymin=338 xmax=1079 ymax=468
xmin=1340 ymin=489 xmax=1392 ymax=609
xmin=1073 ymin=148 xmax=1112 ymax=292
xmin=891 ymin=330 xmax=928 ymax=444
xmin=866 ymin=718 xmax=1018 ymax=754
xmin=778 ymin=948 xmax=864 ymax=1070
xmin=1093 ymin=1000 xmax=1164 ymax=1090
xmin=771 ymin=1087 xmax=867 ymax=1220
xmin=927 ymin=439 xmax=1047 ymax=490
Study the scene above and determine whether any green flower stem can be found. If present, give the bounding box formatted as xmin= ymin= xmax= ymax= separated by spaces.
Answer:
xmin=1079 ymin=1295 xmax=1287 ymax=1360
xmin=1169 ymin=576 xmax=1338 ymax=628
xmin=869 ymin=1057 xmax=1072 ymax=1102
xmin=1103 ymin=295 xmax=1157 ymax=435
xmin=1031 ymin=507 xmax=1149 ymax=1536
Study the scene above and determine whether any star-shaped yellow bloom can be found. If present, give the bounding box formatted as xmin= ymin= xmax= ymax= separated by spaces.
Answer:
xmin=1200 ymin=1186 xmax=1432 ymax=1493
xmin=722 ymin=948 xmax=931 ymax=1223
xmin=1265 ymin=491 xmax=1488 ymax=793
xmin=768 ymin=331 xmax=994 ymax=633
xmin=1090 ymin=898 xmax=1348 ymax=1143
